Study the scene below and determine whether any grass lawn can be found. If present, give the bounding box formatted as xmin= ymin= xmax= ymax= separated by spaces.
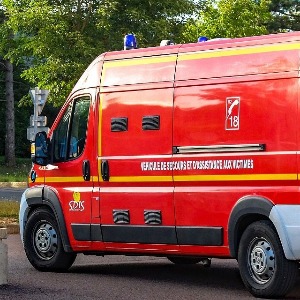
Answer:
xmin=0 ymin=156 xmax=30 ymax=225
xmin=0 ymin=201 xmax=19 ymax=225
xmin=0 ymin=156 xmax=31 ymax=182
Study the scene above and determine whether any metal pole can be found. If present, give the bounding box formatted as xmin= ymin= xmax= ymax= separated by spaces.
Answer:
xmin=0 ymin=228 xmax=8 ymax=285
xmin=33 ymin=87 xmax=39 ymax=137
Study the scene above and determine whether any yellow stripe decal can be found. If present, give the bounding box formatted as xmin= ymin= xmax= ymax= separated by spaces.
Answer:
xmin=109 ymin=176 xmax=173 ymax=183
xmin=98 ymin=95 xmax=103 ymax=157
xmin=103 ymin=43 xmax=300 ymax=71
xmin=32 ymin=177 xmax=44 ymax=183
xmin=179 ymin=42 xmax=300 ymax=61
xmin=106 ymin=173 xmax=297 ymax=183
xmin=43 ymin=176 xmax=98 ymax=183
xmin=35 ymin=174 xmax=296 ymax=184
xmin=109 ymin=174 xmax=296 ymax=183
xmin=104 ymin=55 xmax=177 ymax=69
xmin=174 ymin=174 xmax=297 ymax=182
xmin=45 ymin=177 xmax=84 ymax=183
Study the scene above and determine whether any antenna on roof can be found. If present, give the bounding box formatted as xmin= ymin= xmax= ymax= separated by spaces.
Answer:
xmin=160 ymin=40 xmax=175 ymax=46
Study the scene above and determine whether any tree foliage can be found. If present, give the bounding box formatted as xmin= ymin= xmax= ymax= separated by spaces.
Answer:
xmin=3 ymin=0 xmax=102 ymax=105
xmin=0 ymin=0 xmax=299 ymax=159
xmin=268 ymin=0 xmax=300 ymax=32
xmin=3 ymin=0 xmax=200 ymax=106
xmin=97 ymin=0 xmax=201 ymax=50
xmin=182 ymin=0 xmax=272 ymax=42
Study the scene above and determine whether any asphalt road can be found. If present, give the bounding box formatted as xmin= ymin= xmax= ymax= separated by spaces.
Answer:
xmin=1 ymin=234 xmax=300 ymax=300
xmin=0 ymin=188 xmax=25 ymax=201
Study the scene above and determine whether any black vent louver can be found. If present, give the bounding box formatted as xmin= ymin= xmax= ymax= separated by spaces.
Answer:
xmin=113 ymin=210 xmax=130 ymax=224
xmin=142 ymin=115 xmax=160 ymax=130
xmin=144 ymin=210 xmax=162 ymax=225
xmin=111 ymin=117 xmax=128 ymax=132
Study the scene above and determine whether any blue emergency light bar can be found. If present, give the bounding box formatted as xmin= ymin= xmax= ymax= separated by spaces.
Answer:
xmin=124 ymin=34 xmax=137 ymax=50
xmin=198 ymin=36 xmax=208 ymax=42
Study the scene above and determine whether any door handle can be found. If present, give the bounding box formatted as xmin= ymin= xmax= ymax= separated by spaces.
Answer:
xmin=82 ymin=160 xmax=90 ymax=181
xmin=101 ymin=160 xmax=109 ymax=181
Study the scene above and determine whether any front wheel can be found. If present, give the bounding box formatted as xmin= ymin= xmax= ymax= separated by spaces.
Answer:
xmin=24 ymin=207 xmax=76 ymax=272
xmin=238 ymin=220 xmax=298 ymax=298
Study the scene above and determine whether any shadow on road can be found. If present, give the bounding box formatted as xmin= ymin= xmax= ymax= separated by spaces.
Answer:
xmin=71 ymin=260 xmax=244 ymax=292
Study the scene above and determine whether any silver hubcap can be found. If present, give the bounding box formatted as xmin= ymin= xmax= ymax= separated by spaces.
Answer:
xmin=248 ymin=238 xmax=275 ymax=284
xmin=34 ymin=222 xmax=58 ymax=260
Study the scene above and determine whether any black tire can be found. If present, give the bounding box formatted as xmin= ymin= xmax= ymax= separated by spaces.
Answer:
xmin=24 ymin=207 xmax=76 ymax=272
xmin=167 ymin=257 xmax=203 ymax=265
xmin=238 ymin=220 xmax=298 ymax=298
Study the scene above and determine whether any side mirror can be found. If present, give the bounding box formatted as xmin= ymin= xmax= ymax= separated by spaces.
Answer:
xmin=33 ymin=131 xmax=50 ymax=166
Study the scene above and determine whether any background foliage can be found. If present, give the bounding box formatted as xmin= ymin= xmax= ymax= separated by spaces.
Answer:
xmin=182 ymin=0 xmax=271 ymax=41
xmin=0 ymin=0 xmax=299 ymax=159
xmin=3 ymin=0 xmax=201 ymax=105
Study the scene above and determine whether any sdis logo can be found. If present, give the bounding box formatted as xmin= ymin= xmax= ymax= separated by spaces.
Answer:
xmin=69 ymin=191 xmax=85 ymax=212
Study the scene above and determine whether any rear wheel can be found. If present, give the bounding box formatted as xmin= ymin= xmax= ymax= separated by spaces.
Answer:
xmin=238 ymin=220 xmax=298 ymax=298
xmin=24 ymin=207 xmax=76 ymax=272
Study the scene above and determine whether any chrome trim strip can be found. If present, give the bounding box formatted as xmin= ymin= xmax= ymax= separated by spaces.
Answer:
xmin=174 ymin=144 xmax=265 ymax=154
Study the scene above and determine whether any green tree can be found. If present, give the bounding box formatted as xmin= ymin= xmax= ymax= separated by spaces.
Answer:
xmin=268 ymin=0 xmax=300 ymax=32
xmin=1 ymin=0 xmax=200 ymax=161
xmin=0 ymin=6 xmax=16 ymax=166
xmin=97 ymin=0 xmax=201 ymax=50
xmin=3 ymin=0 xmax=102 ymax=106
xmin=182 ymin=0 xmax=272 ymax=42
xmin=0 ymin=4 xmax=38 ymax=162
xmin=4 ymin=0 xmax=200 ymax=106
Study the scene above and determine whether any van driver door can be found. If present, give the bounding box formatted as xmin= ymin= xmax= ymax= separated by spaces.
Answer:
xmin=45 ymin=89 xmax=99 ymax=250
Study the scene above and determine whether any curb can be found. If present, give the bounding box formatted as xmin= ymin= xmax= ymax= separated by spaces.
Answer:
xmin=0 ymin=225 xmax=19 ymax=235
xmin=0 ymin=182 xmax=27 ymax=188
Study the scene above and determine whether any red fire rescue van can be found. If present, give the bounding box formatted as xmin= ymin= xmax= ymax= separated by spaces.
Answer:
xmin=20 ymin=31 xmax=300 ymax=298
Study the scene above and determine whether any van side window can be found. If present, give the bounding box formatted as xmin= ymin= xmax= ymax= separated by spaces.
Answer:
xmin=53 ymin=96 xmax=90 ymax=162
